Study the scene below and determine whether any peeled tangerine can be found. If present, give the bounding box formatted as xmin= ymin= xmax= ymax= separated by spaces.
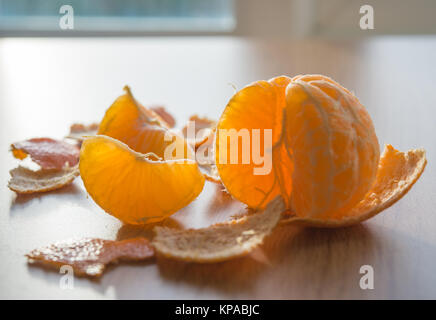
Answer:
xmin=80 ymin=87 xmax=204 ymax=225
xmin=216 ymin=75 xmax=426 ymax=225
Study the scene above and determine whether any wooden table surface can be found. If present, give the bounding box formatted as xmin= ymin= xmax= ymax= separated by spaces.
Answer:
xmin=0 ymin=36 xmax=435 ymax=299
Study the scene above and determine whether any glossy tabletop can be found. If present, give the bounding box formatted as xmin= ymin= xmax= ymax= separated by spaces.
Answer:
xmin=0 ymin=36 xmax=435 ymax=299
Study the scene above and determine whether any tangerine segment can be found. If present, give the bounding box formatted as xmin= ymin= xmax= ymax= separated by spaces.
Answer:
xmin=281 ymin=145 xmax=427 ymax=227
xmin=80 ymin=135 xmax=205 ymax=225
xmin=215 ymin=76 xmax=292 ymax=209
xmin=26 ymin=237 xmax=154 ymax=277
xmin=285 ymin=75 xmax=380 ymax=219
xmin=153 ymin=196 xmax=284 ymax=263
xmin=98 ymin=86 xmax=192 ymax=160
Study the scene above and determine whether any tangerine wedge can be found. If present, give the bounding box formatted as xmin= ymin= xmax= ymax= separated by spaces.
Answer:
xmin=216 ymin=75 xmax=381 ymax=220
xmin=216 ymin=76 xmax=292 ymax=209
xmin=80 ymin=135 xmax=204 ymax=224
xmin=98 ymin=86 xmax=192 ymax=160
xmin=81 ymin=87 xmax=203 ymax=224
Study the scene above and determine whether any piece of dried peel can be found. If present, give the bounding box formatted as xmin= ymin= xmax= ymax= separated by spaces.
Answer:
xmin=11 ymin=138 xmax=79 ymax=170
xmin=67 ymin=123 xmax=99 ymax=141
xmin=26 ymin=237 xmax=154 ymax=277
xmin=153 ymin=196 xmax=284 ymax=263
xmin=8 ymin=165 xmax=79 ymax=194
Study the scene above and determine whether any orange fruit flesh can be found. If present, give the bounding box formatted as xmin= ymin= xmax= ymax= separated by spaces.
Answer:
xmin=98 ymin=86 xmax=192 ymax=161
xmin=216 ymin=74 xmax=380 ymax=220
xmin=215 ymin=76 xmax=292 ymax=209
xmin=80 ymin=86 xmax=204 ymax=225
xmin=80 ymin=135 xmax=204 ymax=225
xmin=285 ymin=75 xmax=379 ymax=219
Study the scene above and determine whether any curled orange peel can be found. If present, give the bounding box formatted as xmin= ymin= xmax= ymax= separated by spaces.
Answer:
xmin=153 ymin=196 xmax=284 ymax=263
xmin=8 ymin=138 xmax=80 ymax=194
xmin=11 ymin=138 xmax=79 ymax=170
xmin=280 ymin=145 xmax=427 ymax=227
xmin=8 ymin=165 xmax=79 ymax=194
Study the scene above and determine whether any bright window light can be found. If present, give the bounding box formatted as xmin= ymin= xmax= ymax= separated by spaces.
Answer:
xmin=0 ymin=0 xmax=235 ymax=34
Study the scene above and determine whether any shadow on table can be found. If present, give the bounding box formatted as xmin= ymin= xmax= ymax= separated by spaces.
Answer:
xmin=10 ymin=183 xmax=82 ymax=206
xmin=8 ymin=183 xmax=88 ymax=220
xmin=115 ymin=218 xmax=183 ymax=241
xmin=27 ymin=219 xmax=435 ymax=299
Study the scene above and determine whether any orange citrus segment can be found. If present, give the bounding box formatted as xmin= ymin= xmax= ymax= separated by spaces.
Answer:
xmin=79 ymin=135 xmax=205 ymax=224
xmin=281 ymin=145 xmax=427 ymax=227
xmin=98 ymin=86 xmax=168 ymax=134
xmin=285 ymin=75 xmax=380 ymax=219
xmin=215 ymin=76 xmax=291 ymax=209
xmin=98 ymin=86 xmax=192 ymax=160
